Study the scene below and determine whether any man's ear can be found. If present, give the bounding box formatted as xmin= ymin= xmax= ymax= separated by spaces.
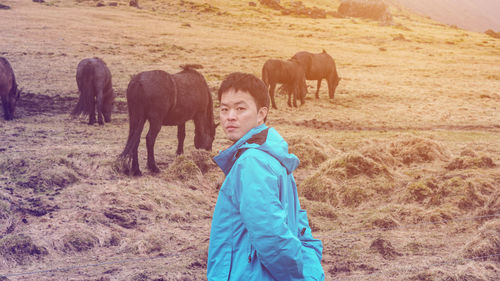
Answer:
xmin=257 ymin=106 xmax=268 ymax=124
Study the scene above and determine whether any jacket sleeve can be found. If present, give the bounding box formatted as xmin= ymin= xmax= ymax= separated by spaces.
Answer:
xmin=233 ymin=152 xmax=321 ymax=281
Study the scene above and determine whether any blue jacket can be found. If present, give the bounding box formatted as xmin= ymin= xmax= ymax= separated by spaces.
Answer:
xmin=207 ymin=124 xmax=324 ymax=281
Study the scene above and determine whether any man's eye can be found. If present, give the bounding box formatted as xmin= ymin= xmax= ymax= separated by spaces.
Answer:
xmin=237 ymin=107 xmax=245 ymax=111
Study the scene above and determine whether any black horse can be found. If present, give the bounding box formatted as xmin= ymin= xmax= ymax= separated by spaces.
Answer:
xmin=291 ymin=50 xmax=341 ymax=99
xmin=0 ymin=57 xmax=21 ymax=120
xmin=119 ymin=65 xmax=216 ymax=176
xmin=71 ymin=57 xmax=115 ymax=125
xmin=261 ymin=59 xmax=307 ymax=109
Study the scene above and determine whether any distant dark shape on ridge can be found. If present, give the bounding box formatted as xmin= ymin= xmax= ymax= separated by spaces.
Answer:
xmin=338 ymin=0 xmax=393 ymax=24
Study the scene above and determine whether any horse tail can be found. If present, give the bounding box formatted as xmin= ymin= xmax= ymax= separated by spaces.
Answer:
xmin=72 ymin=63 xmax=94 ymax=117
xmin=118 ymin=78 xmax=146 ymax=173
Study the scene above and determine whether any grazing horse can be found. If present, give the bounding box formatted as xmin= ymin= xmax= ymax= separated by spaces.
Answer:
xmin=0 ymin=57 xmax=21 ymax=120
xmin=71 ymin=57 xmax=115 ymax=125
xmin=292 ymin=50 xmax=341 ymax=99
xmin=119 ymin=65 xmax=216 ymax=176
xmin=261 ymin=59 xmax=307 ymax=109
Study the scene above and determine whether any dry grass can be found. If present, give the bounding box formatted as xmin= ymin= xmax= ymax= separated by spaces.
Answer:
xmin=0 ymin=0 xmax=499 ymax=280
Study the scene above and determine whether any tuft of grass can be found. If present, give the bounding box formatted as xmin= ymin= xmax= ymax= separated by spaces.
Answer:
xmin=299 ymin=174 xmax=338 ymax=206
xmin=318 ymin=152 xmax=392 ymax=179
xmin=299 ymin=197 xmax=337 ymax=219
xmin=287 ymin=135 xmax=332 ymax=168
xmin=388 ymin=134 xmax=450 ymax=165
xmin=62 ymin=230 xmax=100 ymax=252
xmin=462 ymin=219 xmax=500 ymax=262
xmin=340 ymin=185 xmax=369 ymax=207
xmin=0 ymin=234 xmax=48 ymax=265
xmin=446 ymin=155 xmax=496 ymax=170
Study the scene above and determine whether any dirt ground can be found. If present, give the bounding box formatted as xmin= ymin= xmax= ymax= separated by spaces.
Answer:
xmin=0 ymin=0 xmax=499 ymax=280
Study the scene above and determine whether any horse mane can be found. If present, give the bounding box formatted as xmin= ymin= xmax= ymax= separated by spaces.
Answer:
xmin=179 ymin=64 xmax=204 ymax=70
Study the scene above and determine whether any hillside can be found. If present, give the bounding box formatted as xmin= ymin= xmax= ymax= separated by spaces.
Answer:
xmin=0 ymin=0 xmax=499 ymax=280
xmin=392 ymin=0 xmax=500 ymax=32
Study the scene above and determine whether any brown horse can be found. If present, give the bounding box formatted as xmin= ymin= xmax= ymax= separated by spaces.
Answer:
xmin=71 ymin=57 xmax=115 ymax=125
xmin=0 ymin=57 xmax=21 ymax=120
xmin=119 ymin=65 xmax=216 ymax=176
xmin=261 ymin=59 xmax=307 ymax=109
xmin=291 ymin=50 xmax=341 ymax=99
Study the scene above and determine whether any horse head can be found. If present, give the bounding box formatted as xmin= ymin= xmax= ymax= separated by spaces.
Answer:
xmin=103 ymin=89 xmax=116 ymax=122
xmin=194 ymin=118 xmax=218 ymax=151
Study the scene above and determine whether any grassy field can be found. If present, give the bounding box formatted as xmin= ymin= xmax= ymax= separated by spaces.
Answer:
xmin=0 ymin=0 xmax=499 ymax=280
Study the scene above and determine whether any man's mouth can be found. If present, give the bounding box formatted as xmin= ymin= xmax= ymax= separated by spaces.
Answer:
xmin=225 ymin=125 xmax=238 ymax=131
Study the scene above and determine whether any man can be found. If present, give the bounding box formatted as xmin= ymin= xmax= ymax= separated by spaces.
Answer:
xmin=207 ymin=72 xmax=325 ymax=281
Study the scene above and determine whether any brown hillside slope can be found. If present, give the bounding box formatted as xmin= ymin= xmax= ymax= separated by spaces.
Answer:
xmin=391 ymin=0 xmax=500 ymax=32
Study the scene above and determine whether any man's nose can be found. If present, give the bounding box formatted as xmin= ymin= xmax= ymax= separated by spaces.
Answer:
xmin=227 ymin=109 xmax=236 ymax=120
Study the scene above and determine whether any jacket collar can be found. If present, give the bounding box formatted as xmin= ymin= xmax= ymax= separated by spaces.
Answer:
xmin=213 ymin=124 xmax=268 ymax=175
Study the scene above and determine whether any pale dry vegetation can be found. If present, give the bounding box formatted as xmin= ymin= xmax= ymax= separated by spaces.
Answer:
xmin=0 ymin=0 xmax=499 ymax=280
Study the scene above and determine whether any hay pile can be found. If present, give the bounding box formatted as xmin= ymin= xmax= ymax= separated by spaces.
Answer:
xmin=462 ymin=219 xmax=500 ymax=262
xmin=360 ymin=134 xmax=450 ymax=167
xmin=446 ymin=155 xmax=496 ymax=170
xmin=387 ymin=134 xmax=450 ymax=165
xmin=0 ymin=157 xmax=80 ymax=192
xmin=287 ymin=135 xmax=333 ymax=168
xmin=0 ymin=234 xmax=48 ymax=265
xmin=300 ymin=151 xmax=391 ymax=207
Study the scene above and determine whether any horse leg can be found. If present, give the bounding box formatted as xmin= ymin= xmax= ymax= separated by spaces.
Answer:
xmin=293 ymin=83 xmax=298 ymax=107
xmin=176 ymin=122 xmax=186 ymax=155
xmin=131 ymin=143 xmax=142 ymax=177
xmin=146 ymin=117 xmax=162 ymax=173
xmin=327 ymin=77 xmax=335 ymax=99
xmin=287 ymin=84 xmax=292 ymax=107
xmin=96 ymin=90 xmax=104 ymax=125
xmin=269 ymin=83 xmax=278 ymax=109
xmin=88 ymin=95 xmax=96 ymax=125
xmin=1 ymin=97 xmax=10 ymax=120
xmin=315 ymin=79 xmax=322 ymax=99
xmin=130 ymin=120 xmax=146 ymax=176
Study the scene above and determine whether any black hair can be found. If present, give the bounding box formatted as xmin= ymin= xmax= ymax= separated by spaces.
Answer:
xmin=217 ymin=72 xmax=270 ymax=110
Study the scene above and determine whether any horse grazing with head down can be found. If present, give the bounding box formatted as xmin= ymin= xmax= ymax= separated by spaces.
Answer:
xmin=292 ymin=50 xmax=341 ymax=99
xmin=119 ymin=64 xmax=216 ymax=176
xmin=261 ymin=58 xmax=307 ymax=109
xmin=71 ymin=57 xmax=115 ymax=125
xmin=0 ymin=57 xmax=21 ymax=120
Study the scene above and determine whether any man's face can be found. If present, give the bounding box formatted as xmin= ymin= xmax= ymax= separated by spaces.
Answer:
xmin=220 ymin=89 xmax=268 ymax=142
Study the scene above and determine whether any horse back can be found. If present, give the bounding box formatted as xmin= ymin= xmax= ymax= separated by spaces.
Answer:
xmin=309 ymin=52 xmax=336 ymax=79
xmin=262 ymin=59 xmax=293 ymax=84
xmin=164 ymin=69 xmax=210 ymax=124
xmin=76 ymin=57 xmax=112 ymax=95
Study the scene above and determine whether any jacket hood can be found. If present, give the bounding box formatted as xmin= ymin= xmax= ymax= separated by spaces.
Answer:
xmin=214 ymin=124 xmax=299 ymax=175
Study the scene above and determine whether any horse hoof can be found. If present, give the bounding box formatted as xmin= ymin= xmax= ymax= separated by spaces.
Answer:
xmin=149 ymin=166 xmax=160 ymax=173
xmin=132 ymin=170 xmax=142 ymax=177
